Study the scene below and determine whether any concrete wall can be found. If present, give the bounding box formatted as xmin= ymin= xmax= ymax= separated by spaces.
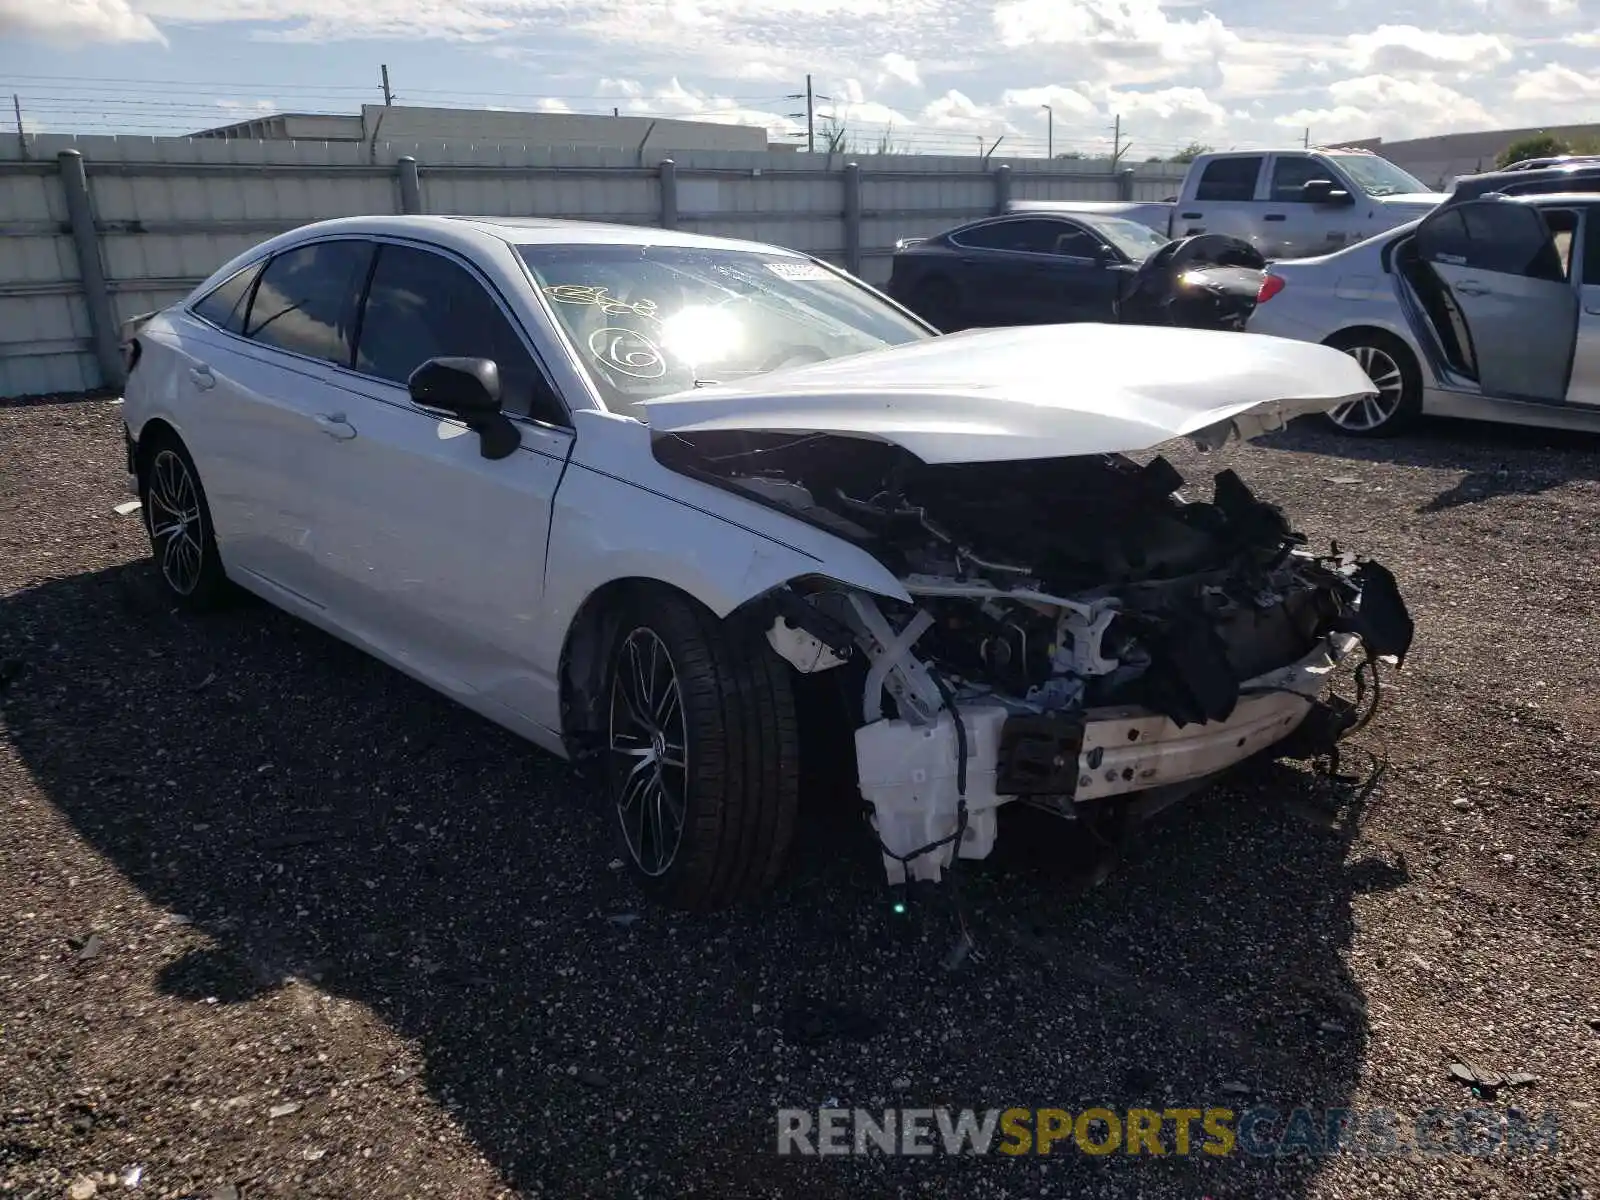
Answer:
xmin=0 ymin=132 xmax=1183 ymax=397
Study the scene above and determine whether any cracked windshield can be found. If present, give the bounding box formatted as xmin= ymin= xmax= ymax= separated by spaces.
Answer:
xmin=518 ymin=244 xmax=929 ymax=416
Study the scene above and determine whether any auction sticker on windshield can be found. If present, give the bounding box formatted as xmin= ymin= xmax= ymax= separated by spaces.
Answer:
xmin=765 ymin=262 xmax=836 ymax=281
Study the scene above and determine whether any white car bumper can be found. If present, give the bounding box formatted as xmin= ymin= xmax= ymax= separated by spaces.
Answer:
xmin=856 ymin=632 xmax=1360 ymax=884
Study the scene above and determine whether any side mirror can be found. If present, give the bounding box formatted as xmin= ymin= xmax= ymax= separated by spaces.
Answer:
xmin=408 ymin=356 xmax=519 ymax=460
xmin=1092 ymin=243 xmax=1118 ymax=265
xmin=1303 ymin=179 xmax=1354 ymax=206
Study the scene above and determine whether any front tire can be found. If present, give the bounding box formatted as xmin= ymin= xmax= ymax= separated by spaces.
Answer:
xmin=138 ymin=432 xmax=231 ymax=611
xmin=1322 ymin=331 xmax=1422 ymax=437
xmin=604 ymin=592 xmax=800 ymax=910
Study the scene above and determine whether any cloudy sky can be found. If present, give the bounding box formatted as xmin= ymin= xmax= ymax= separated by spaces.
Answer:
xmin=0 ymin=0 xmax=1595 ymax=155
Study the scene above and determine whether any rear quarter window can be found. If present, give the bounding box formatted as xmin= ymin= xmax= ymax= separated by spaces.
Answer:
xmin=190 ymin=261 xmax=265 ymax=334
xmin=1194 ymin=157 xmax=1263 ymax=203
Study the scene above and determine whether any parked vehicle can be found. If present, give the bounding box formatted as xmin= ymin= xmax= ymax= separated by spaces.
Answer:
xmin=1443 ymin=161 xmax=1600 ymax=206
xmin=1497 ymin=154 xmax=1600 ymax=173
xmin=887 ymin=212 xmax=1267 ymax=332
xmin=119 ymin=215 xmax=1411 ymax=909
xmin=1013 ymin=147 xmax=1447 ymax=260
xmin=1249 ymin=192 xmax=1600 ymax=437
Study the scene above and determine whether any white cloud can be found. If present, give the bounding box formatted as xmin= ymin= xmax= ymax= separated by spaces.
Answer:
xmin=1348 ymin=26 xmax=1513 ymax=75
xmin=992 ymin=0 xmax=1236 ymax=64
xmin=595 ymin=76 xmax=803 ymax=138
xmin=0 ymin=0 xmax=164 ymax=43
xmin=878 ymin=52 xmax=921 ymax=89
xmin=1511 ymin=62 xmax=1600 ymax=102
xmin=1000 ymin=85 xmax=1095 ymax=118
xmin=919 ymin=89 xmax=1002 ymax=131
xmin=1277 ymin=74 xmax=1498 ymax=141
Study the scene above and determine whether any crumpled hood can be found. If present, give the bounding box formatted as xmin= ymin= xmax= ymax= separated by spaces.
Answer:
xmin=640 ymin=323 xmax=1376 ymax=464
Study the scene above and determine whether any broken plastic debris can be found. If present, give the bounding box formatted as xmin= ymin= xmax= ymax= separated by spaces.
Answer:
xmin=121 ymin=1165 xmax=144 ymax=1188
xmin=267 ymin=1101 xmax=302 ymax=1119
xmin=1324 ymin=476 xmax=1361 ymax=485
xmin=113 ymin=500 xmax=143 ymax=516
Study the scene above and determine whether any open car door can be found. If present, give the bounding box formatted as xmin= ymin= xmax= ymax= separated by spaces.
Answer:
xmin=1413 ymin=199 xmax=1578 ymax=403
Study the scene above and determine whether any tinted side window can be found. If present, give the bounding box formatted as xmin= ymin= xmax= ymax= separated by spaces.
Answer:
xmin=1505 ymin=177 xmax=1600 ymax=197
xmin=1585 ymin=209 xmax=1600 ymax=286
xmin=356 ymin=244 xmax=563 ymax=423
xmin=1050 ymin=226 xmax=1101 ymax=257
xmin=191 ymin=261 xmax=264 ymax=333
xmin=952 ymin=219 xmax=1066 ymax=253
xmin=1420 ymin=204 xmax=1565 ymax=282
xmin=1269 ymin=157 xmax=1327 ymax=203
xmin=1195 ymin=157 xmax=1263 ymax=202
xmin=245 ymin=240 xmax=373 ymax=365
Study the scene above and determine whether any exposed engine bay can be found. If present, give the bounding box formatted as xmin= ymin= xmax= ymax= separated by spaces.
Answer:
xmin=656 ymin=430 xmax=1415 ymax=884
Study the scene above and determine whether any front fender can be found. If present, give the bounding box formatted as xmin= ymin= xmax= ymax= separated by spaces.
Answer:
xmin=536 ymin=412 xmax=910 ymax=681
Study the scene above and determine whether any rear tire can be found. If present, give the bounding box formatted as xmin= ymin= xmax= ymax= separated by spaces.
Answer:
xmin=138 ymin=431 xmax=231 ymax=612
xmin=603 ymin=590 xmax=800 ymax=910
xmin=1321 ymin=330 xmax=1422 ymax=438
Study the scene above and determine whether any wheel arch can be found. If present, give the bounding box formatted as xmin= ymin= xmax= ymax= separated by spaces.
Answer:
xmin=131 ymin=416 xmax=183 ymax=483
xmin=556 ymin=572 xmax=868 ymax=758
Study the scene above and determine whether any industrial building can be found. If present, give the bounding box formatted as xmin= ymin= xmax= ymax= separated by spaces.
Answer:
xmin=189 ymin=104 xmax=778 ymax=154
xmin=1346 ymin=123 xmax=1600 ymax=188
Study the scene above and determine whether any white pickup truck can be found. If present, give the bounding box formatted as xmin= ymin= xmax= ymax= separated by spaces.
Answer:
xmin=1012 ymin=148 xmax=1449 ymax=260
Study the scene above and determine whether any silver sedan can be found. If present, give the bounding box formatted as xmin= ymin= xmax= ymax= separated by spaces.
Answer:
xmin=1248 ymin=191 xmax=1600 ymax=436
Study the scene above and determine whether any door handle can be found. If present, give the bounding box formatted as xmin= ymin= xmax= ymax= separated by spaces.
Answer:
xmin=1263 ymin=214 xmax=1287 ymax=222
xmin=188 ymin=365 xmax=215 ymax=391
xmin=1455 ymin=281 xmax=1490 ymax=297
xmin=313 ymin=413 xmax=357 ymax=440
xmin=1180 ymin=212 xmax=1202 ymax=220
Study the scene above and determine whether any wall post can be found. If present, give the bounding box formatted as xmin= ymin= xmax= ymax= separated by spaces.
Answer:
xmin=397 ymin=155 xmax=423 ymax=214
xmin=658 ymin=158 xmax=678 ymax=230
xmin=1117 ymin=167 xmax=1135 ymax=201
xmin=992 ymin=163 xmax=1012 ymax=215
xmin=842 ymin=161 xmax=862 ymax=275
xmin=57 ymin=149 xmax=123 ymax=390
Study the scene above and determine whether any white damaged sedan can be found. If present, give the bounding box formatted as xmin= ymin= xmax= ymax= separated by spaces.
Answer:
xmin=120 ymin=216 xmax=1414 ymax=909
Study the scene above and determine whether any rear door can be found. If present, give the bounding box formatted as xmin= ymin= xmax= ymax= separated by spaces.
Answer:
xmin=1176 ymin=155 xmax=1265 ymax=244
xmin=1413 ymin=200 xmax=1578 ymax=403
xmin=179 ymin=238 xmax=375 ymax=603
xmin=1571 ymin=204 xmax=1600 ymax=407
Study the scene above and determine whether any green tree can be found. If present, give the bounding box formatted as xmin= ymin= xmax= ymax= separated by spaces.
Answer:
xmin=1496 ymin=133 xmax=1569 ymax=168
xmin=1170 ymin=141 xmax=1213 ymax=164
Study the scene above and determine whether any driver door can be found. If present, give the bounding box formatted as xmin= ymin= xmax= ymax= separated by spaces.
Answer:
xmin=1413 ymin=200 xmax=1579 ymax=403
xmin=310 ymin=240 xmax=575 ymax=728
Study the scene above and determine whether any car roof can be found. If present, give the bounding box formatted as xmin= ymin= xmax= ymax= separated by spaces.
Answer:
xmin=265 ymin=213 xmax=810 ymax=257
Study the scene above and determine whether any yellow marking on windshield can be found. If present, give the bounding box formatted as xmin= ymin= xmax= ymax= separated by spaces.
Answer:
xmin=542 ymin=284 xmax=660 ymax=320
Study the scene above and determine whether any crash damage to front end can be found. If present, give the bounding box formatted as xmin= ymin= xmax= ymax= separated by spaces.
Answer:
xmin=659 ymin=434 xmax=1414 ymax=883
xmin=642 ymin=325 xmax=1415 ymax=886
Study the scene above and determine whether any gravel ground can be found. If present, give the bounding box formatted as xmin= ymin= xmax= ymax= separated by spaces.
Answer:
xmin=2 ymin=394 xmax=1598 ymax=1200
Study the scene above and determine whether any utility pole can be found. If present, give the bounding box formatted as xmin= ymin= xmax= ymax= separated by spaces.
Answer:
xmin=785 ymin=75 xmax=831 ymax=153
xmin=381 ymin=64 xmax=393 ymax=106
xmin=1109 ymin=113 xmax=1130 ymax=169
xmin=1303 ymin=126 xmax=1310 ymax=149
xmin=1042 ymin=104 xmax=1053 ymax=158
xmin=806 ymin=75 xmax=814 ymax=153
xmin=12 ymin=94 xmax=25 ymax=158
